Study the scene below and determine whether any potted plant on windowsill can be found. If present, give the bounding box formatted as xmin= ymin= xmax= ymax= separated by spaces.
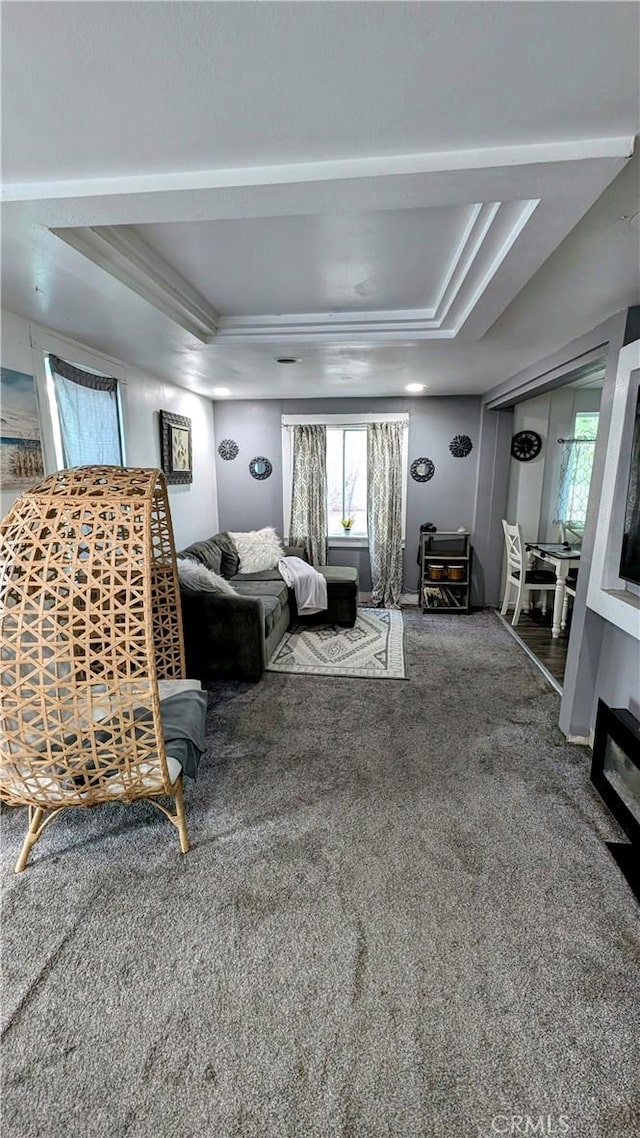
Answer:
xmin=340 ymin=517 xmax=355 ymax=534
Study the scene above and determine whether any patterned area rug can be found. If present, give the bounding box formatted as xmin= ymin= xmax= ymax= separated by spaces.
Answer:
xmin=267 ymin=607 xmax=406 ymax=679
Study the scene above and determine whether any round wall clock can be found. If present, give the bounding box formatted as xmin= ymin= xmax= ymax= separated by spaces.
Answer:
xmin=449 ymin=434 xmax=473 ymax=458
xmin=511 ymin=430 xmax=542 ymax=462
xmin=218 ymin=439 xmax=239 ymax=461
xmin=410 ymin=457 xmax=435 ymax=482
xmin=249 ymin=456 xmax=273 ymax=480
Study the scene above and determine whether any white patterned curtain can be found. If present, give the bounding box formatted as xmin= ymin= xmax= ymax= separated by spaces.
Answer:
xmin=289 ymin=425 xmax=327 ymax=566
xmin=367 ymin=421 xmax=404 ymax=608
xmin=553 ymin=438 xmax=596 ymax=526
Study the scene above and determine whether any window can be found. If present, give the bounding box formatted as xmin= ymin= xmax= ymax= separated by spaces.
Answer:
xmin=46 ymin=354 xmax=125 ymax=468
xmin=567 ymin=411 xmax=598 ymax=525
xmin=554 ymin=411 xmax=599 ymax=529
xmin=574 ymin=411 xmax=599 ymax=441
xmin=326 ymin=427 xmax=368 ymax=536
xmin=282 ymin=412 xmax=409 ymax=545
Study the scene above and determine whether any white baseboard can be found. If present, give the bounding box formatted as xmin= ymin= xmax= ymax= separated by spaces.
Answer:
xmin=566 ymin=732 xmax=593 ymax=748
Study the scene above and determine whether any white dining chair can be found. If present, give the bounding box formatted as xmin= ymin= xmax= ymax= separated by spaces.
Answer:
xmin=500 ymin=521 xmax=556 ymax=627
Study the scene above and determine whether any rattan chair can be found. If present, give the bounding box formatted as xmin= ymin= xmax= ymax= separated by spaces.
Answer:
xmin=1 ymin=466 xmax=193 ymax=871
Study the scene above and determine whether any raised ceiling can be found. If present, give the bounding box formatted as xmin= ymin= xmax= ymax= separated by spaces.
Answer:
xmin=1 ymin=2 xmax=639 ymax=399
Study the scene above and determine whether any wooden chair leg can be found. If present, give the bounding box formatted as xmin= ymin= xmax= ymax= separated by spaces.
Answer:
xmin=173 ymin=778 xmax=190 ymax=854
xmin=561 ymin=592 xmax=570 ymax=630
xmin=15 ymin=806 xmax=45 ymax=873
xmin=500 ymin=580 xmax=512 ymax=615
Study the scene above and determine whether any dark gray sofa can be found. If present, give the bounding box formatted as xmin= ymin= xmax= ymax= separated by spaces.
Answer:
xmin=178 ymin=531 xmax=360 ymax=682
xmin=178 ymin=532 xmax=302 ymax=682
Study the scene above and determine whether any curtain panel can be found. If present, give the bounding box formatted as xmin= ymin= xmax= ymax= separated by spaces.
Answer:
xmin=289 ymin=424 xmax=328 ymax=566
xmin=367 ymin=421 xmax=404 ymax=608
xmin=50 ymin=356 xmax=122 ymax=468
xmin=553 ymin=438 xmax=596 ymax=525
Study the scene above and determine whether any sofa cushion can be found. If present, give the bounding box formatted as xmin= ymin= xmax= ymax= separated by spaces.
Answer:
xmin=227 ymin=564 xmax=280 ymax=582
xmin=230 ymin=566 xmax=283 ymax=583
xmin=180 ymin=532 xmax=239 ymax=578
xmin=180 ymin=536 xmax=222 ymax=575
xmin=233 ymin=579 xmax=289 ymax=606
xmin=318 ymin=565 xmax=359 ymax=596
xmin=258 ymin=594 xmax=282 ymax=639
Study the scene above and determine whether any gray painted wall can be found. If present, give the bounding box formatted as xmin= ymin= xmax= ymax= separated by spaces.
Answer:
xmin=215 ymin=400 xmax=284 ymax=534
xmin=471 ymin=404 xmax=513 ymax=608
xmin=214 ymin=395 xmax=483 ymax=596
xmin=593 ymin=624 xmax=640 ymax=724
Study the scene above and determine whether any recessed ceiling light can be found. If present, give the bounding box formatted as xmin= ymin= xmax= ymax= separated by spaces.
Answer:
xmin=276 ymin=357 xmax=300 ymax=364
xmin=212 ymin=387 xmax=231 ymax=396
xmin=405 ymin=383 xmax=426 ymax=393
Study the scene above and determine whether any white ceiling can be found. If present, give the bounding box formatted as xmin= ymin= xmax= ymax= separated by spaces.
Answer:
xmin=137 ymin=207 xmax=475 ymax=316
xmin=1 ymin=2 xmax=639 ymax=400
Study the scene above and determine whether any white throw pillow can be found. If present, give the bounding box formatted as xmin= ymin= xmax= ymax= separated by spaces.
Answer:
xmin=177 ymin=557 xmax=237 ymax=595
xmin=228 ymin=527 xmax=283 ymax=574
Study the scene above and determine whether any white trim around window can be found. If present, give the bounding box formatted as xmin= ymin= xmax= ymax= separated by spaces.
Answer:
xmin=281 ymin=412 xmax=409 ymax=547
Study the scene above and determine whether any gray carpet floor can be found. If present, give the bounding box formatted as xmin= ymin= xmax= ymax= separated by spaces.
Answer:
xmin=1 ymin=611 xmax=638 ymax=1138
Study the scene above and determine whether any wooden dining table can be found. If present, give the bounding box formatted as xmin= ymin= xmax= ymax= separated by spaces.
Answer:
xmin=526 ymin=543 xmax=581 ymax=639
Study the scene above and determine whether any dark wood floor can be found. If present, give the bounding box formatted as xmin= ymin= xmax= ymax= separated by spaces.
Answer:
xmin=507 ymin=611 xmax=570 ymax=685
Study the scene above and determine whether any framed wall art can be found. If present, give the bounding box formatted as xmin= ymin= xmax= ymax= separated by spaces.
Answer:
xmin=0 ymin=367 xmax=45 ymax=488
xmin=159 ymin=409 xmax=192 ymax=484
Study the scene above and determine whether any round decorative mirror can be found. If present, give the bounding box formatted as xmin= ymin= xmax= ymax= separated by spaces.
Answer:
xmin=249 ymin=456 xmax=273 ymax=480
xmin=410 ymin=457 xmax=435 ymax=483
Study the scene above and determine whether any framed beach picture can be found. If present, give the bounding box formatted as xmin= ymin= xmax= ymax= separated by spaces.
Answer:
xmin=159 ymin=409 xmax=192 ymax=484
xmin=0 ymin=368 xmax=45 ymax=489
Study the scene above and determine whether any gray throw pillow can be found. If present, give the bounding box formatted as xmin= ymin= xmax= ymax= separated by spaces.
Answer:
xmin=216 ymin=533 xmax=241 ymax=578
xmin=179 ymin=536 xmax=223 ymax=576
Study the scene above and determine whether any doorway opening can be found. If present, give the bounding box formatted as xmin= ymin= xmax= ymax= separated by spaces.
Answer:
xmin=500 ymin=365 xmax=605 ymax=691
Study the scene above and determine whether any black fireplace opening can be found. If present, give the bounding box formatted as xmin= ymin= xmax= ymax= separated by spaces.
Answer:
xmin=590 ymin=699 xmax=640 ymax=901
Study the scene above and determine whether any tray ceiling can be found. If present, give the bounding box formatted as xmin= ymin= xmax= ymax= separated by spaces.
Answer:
xmin=43 ymin=141 xmax=627 ymax=346
xmin=2 ymin=2 xmax=638 ymax=398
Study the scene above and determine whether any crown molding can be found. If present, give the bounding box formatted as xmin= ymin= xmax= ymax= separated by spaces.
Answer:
xmin=49 ymin=198 xmax=537 ymax=343
xmin=3 ymin=136 xmax=633 ymax=203
xmin=50 ymin=224 xmax=219 ymax=342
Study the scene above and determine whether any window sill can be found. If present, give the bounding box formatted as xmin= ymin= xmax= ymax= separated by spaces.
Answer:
xmin=328 ymin=537 xmax=407 ymax=550
xmin=329 ymin=535 xmax=368 ymax=549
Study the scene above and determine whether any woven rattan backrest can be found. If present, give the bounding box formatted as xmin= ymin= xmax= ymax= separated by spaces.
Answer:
xmin=0 ymin=466 xmax=185 ymax=809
